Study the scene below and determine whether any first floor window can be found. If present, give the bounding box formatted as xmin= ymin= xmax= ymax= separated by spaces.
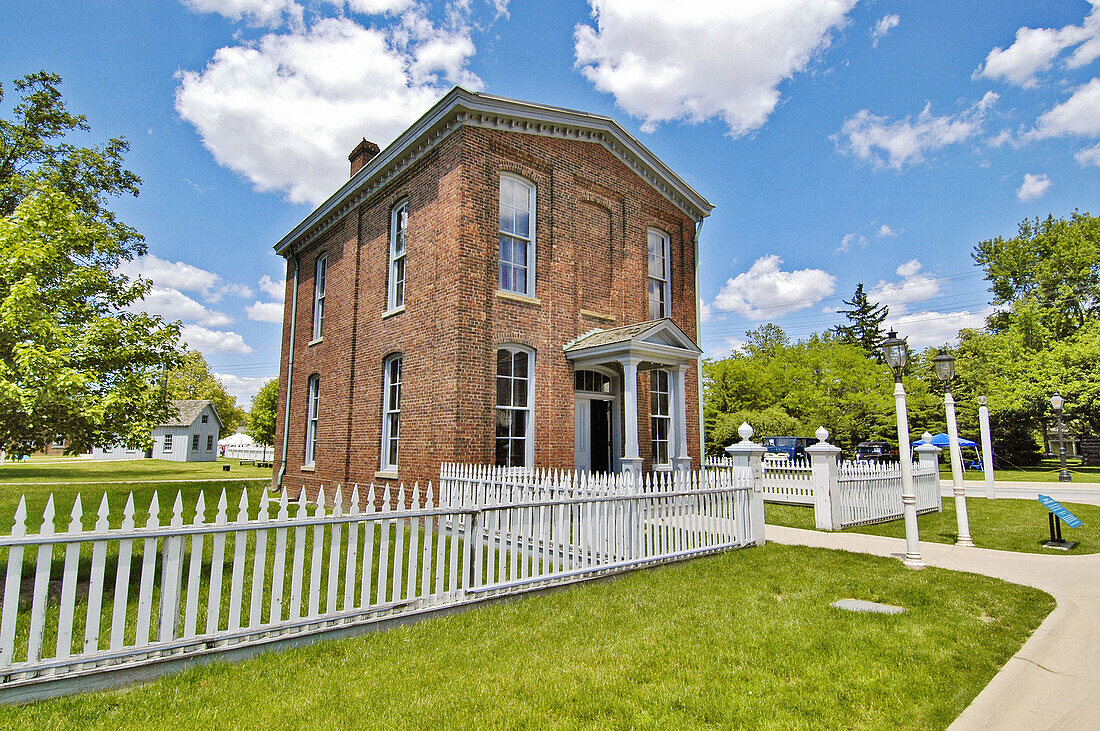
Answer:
xmin=163 ymin=434 xmax=173 ymax=451
xmin=496 ymin=347 xmax=532 ymax=467
xmin=206 ymin=435 xmax=214 ymax=451
xmin=382 ymin=354 xmax=402 ymax=470
xmin=650 ymin=369 xmax=671 ymax=466
xmin=305 ymin=375 xmax=320 ymax=466
xmin=192 ymin=434 xmax=200 ymax=451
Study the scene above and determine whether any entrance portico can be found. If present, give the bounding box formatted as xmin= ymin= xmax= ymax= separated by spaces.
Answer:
xmin=565 ymin=319 xmax=702 ymax=477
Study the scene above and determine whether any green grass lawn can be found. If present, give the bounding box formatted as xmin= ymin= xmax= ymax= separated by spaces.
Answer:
xmin=767 ymin=497 xmax=1100 ymax=553
xmin=0 ymin=543 xmax=1053 ymax=729
xmin=938 ymin=457 xmax=1100 ymax=483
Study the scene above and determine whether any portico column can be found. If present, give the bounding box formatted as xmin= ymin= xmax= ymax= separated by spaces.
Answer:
xmin=619 ymin=357 xmax=643 ymax=477
xmin=672 ymin=363 xmax=692 ymax=473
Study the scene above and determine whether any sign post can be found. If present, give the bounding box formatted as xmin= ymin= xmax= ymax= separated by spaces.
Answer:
xmin=1037 ymin=494 xmax=1082 ymax=550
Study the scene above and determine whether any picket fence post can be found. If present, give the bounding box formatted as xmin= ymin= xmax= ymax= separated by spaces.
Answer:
xmin=725 ymin=422 xmax=766 ymax=546
xmin=915 ymin=432 xmax=943 ymax=510
xmin=806 ymin=427 xmax=843 ymax=531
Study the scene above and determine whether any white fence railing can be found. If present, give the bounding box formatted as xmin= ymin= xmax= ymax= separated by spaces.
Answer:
xmin=836 ymin=461 xmax=942 ymax=527
xmin=0 ymin=467 xmax=759 ymax=702
xmin=708 ymin=457 xmax=814 ymax=505
xmin=223 ymin=445 xmax=274 ymax=462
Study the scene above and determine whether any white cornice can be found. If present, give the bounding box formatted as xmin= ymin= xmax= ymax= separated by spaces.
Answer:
xmin=274 ymin=87 xmax=714 ymax=256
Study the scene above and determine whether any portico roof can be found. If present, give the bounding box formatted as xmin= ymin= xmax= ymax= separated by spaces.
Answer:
xmin=564 ymin=318 xmax=702 ymax=368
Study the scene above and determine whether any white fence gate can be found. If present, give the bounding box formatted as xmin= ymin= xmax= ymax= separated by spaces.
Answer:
xmin=0 ymin=467 xmax=759 ymax=702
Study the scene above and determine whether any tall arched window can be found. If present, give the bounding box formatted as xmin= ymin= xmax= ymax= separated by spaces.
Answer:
xmin=312 ymin=254 xmax=327 ymax=341
xmin=305 ymin=374 xmax=320 ymax=467
xmin=381 ymin=354 xmax=402 ymax=471
xmin=496 ymin=346 xmax=534 ymax=467
xmin=388 ymin=201 xmax=407 ymax=311
xmin=499 ymin=174 xmax=535 ymax=296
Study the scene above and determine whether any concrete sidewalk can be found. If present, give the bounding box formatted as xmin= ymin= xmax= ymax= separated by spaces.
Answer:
xmin=766 ymin=525 xmax=1100 ymax=730
xmin=939 ymin=479 xmax=1100 ymax=504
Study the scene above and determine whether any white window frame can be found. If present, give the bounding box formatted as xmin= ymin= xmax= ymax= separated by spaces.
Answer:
xmin=650 ymin=369 xmax=671 ymax=467
xmin=498 ymin=174 xmax=536 ymax=297
xmin=495 ymin=345 xmax=535 ymax=468
xmin=388 ymin=201 xmax=408 ymax=311
xmin=305 ymin=375 xmax=320 ymax=467
xmin=163 ymin=433 xmax=173 ymax=451
xmin=648 ymin=228 xmax=670 ymax=320
xmin=312 ymin=254 xmax=327 ymax=342
xmin=381 ymin=354 xmax=402 ymax=472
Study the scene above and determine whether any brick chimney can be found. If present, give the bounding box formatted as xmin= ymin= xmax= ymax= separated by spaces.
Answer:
xmin=348 ymin=138 xmax=380 ymax=176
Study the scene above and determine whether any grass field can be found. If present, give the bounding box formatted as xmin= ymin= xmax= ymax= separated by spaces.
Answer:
xmin=767 ymin=497 xmax=1100 ymax=553
xmin=1 ymin=543 xmax=1053 ymax=729
xmin=939 ymin=457 xmax=1100 ymax=483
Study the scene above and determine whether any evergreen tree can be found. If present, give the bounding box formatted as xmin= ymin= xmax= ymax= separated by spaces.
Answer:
xmin=834 ymin=283 xmax=888 ymax=360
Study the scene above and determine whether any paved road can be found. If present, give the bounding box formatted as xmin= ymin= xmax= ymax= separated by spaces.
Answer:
xmin=766 ymin=524 xmax=1100 ymax=730
xmin=939 ymin=479 xmax=1100 ymax=505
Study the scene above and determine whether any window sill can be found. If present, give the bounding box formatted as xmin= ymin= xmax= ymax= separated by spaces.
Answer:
xmin=382 ymin=305 xmax=405 ymax=320
xmin=496 ymin=290 xmax=540 ymax=306
xmin=653 ymin=464 xmax=673 ymax=472
xmin=301 ymin=464 xmax=316 ymax=472
xmin=307 ymin=337 xmax=323 ymax=346
xmin=580 ymin=309 xmax=615 ymax=322
xmin=374 ymin=470 xmax=398 ymax=480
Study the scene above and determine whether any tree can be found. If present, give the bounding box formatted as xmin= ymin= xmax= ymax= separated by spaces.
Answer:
xmin=833 ymin=283 xmax=888 ymax=360
xmin=973 ymin=211 xmax=1100 ymax=341
xmin=0 ymin=72 xmax=181 ymax=457
xmin=166 ymin=351 xmax=246 ymax=438
xmin=247 ymin=379 xmax=279 ymax=446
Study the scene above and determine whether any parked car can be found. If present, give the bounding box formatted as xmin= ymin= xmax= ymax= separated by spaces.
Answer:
xmin=854 ymin=441 xmax=898 ymax=462
xmin=763 ymin=436 xmax=813 ymax=462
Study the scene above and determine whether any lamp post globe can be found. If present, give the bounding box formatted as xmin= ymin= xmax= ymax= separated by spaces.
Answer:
xmin=881 ymin=329 xmax=923 ymax=567
xmin=934 ymin=350 xmax=972 ymax=546
xmin=1050 ymin=392 xmax=1071 ymax=482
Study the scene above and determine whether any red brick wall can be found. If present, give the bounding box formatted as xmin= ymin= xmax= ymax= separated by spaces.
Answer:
xmin=273 ymin=125 xmax=702 ymax=501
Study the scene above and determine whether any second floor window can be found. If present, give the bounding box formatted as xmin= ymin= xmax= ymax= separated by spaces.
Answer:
xmin=389 ymin=202 xmax=407 ymax=310
xmin=381 ymin=354 xmax=402 ymax=471
xmin=312 ymin=254 xmax=327 ymax=341
xmin=499 ymin=175 xmax=535 ymax=296
xmin=305 ymin=375 xmax=320 ymax=466
xmin=648 ymin=229 xmax=669 ymax=319
xmin=650 ymin=369 xmax=671 ymax=466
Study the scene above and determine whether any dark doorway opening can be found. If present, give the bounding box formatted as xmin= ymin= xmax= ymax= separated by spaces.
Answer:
xmin=590 ymin=400 xmax=612 ymax=473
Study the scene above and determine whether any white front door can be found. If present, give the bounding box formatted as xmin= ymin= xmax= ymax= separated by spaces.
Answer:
xmin=575 ymin=398 xmax=592 ymax=472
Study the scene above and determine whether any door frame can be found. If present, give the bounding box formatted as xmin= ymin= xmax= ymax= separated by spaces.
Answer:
xmin=573 ymin=366 xmax=620 ymax=473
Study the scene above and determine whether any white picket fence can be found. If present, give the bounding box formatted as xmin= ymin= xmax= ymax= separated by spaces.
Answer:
xmin=836 ymin=461 xmax=942 ymax=527
xmin=0 ymin=467 xmax=758 ymax=701
xmin=223 ymin=445 xmax=274 ymax=462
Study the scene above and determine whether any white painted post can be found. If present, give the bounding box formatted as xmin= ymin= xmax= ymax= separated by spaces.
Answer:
xmin=944 ymin=388 xmax=974 ymax=547
xmin=672 ymin=364 xmax=693 ymax=474
xmin=915 ymin=433 xmax=942 ymax=503
xmin=806 ymin=427 xmax=842 ymax=531
xmin=619 ymin=356 xmax=643 ymax=477
xmin=0 ymin=497 xmax=28 ymax=668
xmin=84 ymin=494 xmax=110 ymax=655
xmin=978 ymin=396 xmax=996 ymax=499
xmin=894 ymin=381 xmax=925 ymax=569
xmin=725 ymin=423 xmax=766 ymax=546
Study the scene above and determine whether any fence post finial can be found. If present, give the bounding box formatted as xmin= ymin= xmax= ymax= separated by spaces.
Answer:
xmin=806 ymin=428 xmax=843 ymax=530
xmin=725 ymin=424 xmax=766 ymax=546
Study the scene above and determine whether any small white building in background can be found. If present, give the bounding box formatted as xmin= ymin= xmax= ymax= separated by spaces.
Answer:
xmin=92 ymin=400 xmax=223 ymax=462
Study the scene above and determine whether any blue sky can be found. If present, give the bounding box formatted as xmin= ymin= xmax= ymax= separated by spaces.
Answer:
xmin=4 ymin=1 xmax=1100 ymax=404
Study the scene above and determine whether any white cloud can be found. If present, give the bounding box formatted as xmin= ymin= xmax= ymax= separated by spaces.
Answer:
xmin=176 ymin=12 xmax=481 ymax=205
xmin=986 ymin=129 xmax=1014 ymax=148
xmin=181 ymin=325 xmax=255 ymax=354
xmin=259 ymin=275 xmax=286 ymax=299
xmin=343 ymin=0 xmax=416 ymax=14
xmin=574 ymin=0 xmax=858 ymax=136
xmin=835 ymin=92 xmax=998 ymax=169
xmin=133 ymin=286 xmax=234 ymax=328
xmin=836 ymin=232 xmax=868 ymax=254
xmin=889 ymin=309 xmax=991 ymax=349
xmin=213 ymin=373 xmax=276 ymax=404
xmin=699 ymin=298 xmax=712 ymax=324
xmin=975 ymin=3 xmax=1100 ymax=88
xmin=246 ymin=300 xmax=285 ymax=323
xmin=119 ymin=254 xmax=253 ymax=302
xmin=181 ymin=0 xmax=302 ymax=28
xmin=711 ymin=255 xmax=836 ymax=320
xmin=1075 ymin=142 xmax=1100 ymax=166
xmin=877 ymin=224 xmax=898 ymax=238
xmin=871 ymin=14 xmax=899 ymax=47
xmin=704 ymin=336 xmax=745 ymax=360
xmin=869 ymin=260 xmax=942 ymax=316
xmin=1027 ymin=78 xmax=1100 ymax=140
xmin=1017 ymin=173 xmax=1052 ymax=202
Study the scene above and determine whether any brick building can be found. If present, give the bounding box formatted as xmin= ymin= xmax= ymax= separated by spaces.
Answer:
xmin=271 ymin=88 xmax=713 ymax=497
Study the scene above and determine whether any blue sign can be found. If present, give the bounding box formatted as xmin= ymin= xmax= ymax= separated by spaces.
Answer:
xmin=1038 ymin=494 xmax=1083 ymax=529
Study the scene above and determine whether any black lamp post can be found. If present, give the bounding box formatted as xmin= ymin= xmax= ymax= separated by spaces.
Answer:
xmin=1050 ymin=392 xmax=1071 ymax=482
xmin=881 ymin=330 xmax=908 ymax=381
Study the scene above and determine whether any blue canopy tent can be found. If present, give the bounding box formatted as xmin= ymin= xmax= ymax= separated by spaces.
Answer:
xmin=913 ymin=433 xmax=983 ymax=469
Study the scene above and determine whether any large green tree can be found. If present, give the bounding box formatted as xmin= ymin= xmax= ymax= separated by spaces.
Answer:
xmin=0 ymin=72 xmax=181 ymax=457
xmin=246 ymin=378 xmax=279 ymax=446
xmin=833 ymin=283 xmax=888 ymax=360
xmin=167 ymin=350 xmax=246 ymax=438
